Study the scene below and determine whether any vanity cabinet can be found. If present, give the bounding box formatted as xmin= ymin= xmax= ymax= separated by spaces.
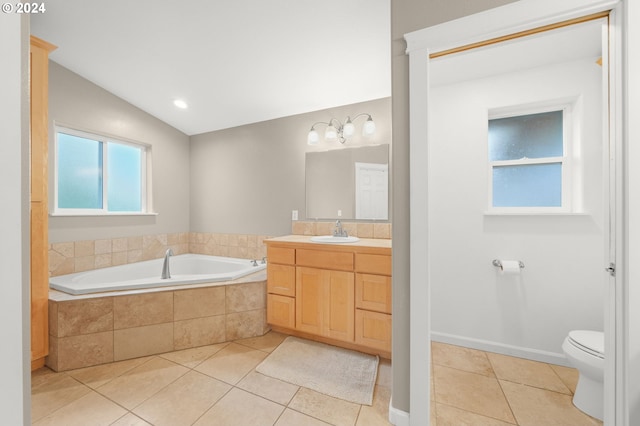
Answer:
xmin=265 ymin=236 xmax=392 ymax=358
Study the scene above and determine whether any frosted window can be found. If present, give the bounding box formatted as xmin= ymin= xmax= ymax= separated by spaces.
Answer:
xmin=107 ymin=142 xmax=142 ymax=211
xmin=487 ymin=108 xmax=567 ymax=210
xmin=55 ymin=127 xmax=148 ymax=214
xmin=488 ymin=111 xmax=563 ymax=161
xmin=57 ymin=133 xmax=103 ymax=209
xmin=492 ymin=163 xmax=562 ymax=207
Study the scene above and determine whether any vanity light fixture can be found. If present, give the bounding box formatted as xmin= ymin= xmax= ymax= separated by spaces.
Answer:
xmin=307 ymin=113 xmax=375 ymax=145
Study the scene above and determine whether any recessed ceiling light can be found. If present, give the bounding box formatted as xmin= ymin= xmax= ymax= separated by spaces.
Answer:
xmin=174 ymin=99 xmax=188 ymax=109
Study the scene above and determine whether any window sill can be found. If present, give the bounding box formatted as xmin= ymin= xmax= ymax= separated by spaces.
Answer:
xmin=50 ymin=212 xmax=159 ymax=217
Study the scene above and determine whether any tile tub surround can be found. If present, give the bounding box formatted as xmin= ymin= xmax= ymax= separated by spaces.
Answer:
xmin=49 ymin=232 xmax=271 ymax=277
xmin=292 ymin=221 xmax=391 ymax=239
xmin=46 ymin=277 xmax=269 ymax=372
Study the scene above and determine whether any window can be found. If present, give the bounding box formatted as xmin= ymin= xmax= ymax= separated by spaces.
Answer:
xmin=53 ymin=126 xmax=151 ymax=215
xmin=488 ymin=106 xmax=571 ymax=212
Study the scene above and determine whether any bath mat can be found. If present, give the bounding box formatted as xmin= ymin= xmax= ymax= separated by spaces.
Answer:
xmin=255 ymin=336 xmax=379 ymax=405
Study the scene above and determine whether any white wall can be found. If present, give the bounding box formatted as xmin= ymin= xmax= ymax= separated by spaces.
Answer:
xmin=0 ymin=13 xmax=30 ymax=424
xmin=430 ymin=58 xmax=605 ymax=362
xmin=47 ymin=63 xmax=191 ymax=243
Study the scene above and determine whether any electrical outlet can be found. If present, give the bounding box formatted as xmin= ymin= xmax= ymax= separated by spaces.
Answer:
xmin=292 ymin=210 xmax=298 ymax=220
xmin=337 ymin=210 xmax=342 ymax=217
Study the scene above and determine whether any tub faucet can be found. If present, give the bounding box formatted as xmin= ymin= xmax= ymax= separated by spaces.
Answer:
xmin=161 ymin=248 xmax=173 ymax=279
xmin=333 ymin=220 xmax=348 ymax=237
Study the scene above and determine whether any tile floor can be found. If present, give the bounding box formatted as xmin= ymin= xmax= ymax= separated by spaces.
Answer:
xmin=32 ymin=334 xmax=603 ymax=426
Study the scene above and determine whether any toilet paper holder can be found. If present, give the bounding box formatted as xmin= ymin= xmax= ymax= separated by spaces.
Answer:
xmin=492 ymin=259 xmax=525 ymax=269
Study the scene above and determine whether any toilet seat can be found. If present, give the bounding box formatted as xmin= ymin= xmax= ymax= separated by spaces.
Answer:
xmin=568 ymin=330 xmax=604 ymax=359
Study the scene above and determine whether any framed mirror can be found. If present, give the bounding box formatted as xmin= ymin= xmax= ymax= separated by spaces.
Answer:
xmin=305 ymin=144 xmax=389 ymax=220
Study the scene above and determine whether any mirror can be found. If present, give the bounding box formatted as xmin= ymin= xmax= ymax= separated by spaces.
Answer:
xmin=305 ymin=144 xmax=389 ymax=220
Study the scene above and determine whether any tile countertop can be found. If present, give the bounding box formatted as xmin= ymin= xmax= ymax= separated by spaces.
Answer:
xmin=264 ymin=235 xmax=392 ymax=250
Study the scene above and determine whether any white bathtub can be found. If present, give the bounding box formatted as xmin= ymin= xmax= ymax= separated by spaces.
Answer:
xmin=49 ymin=254 xmax=266 ymax=295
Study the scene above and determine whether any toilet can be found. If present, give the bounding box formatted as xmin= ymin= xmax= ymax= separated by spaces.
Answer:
xmin=562 ymin=330 xmax=605 ymax=421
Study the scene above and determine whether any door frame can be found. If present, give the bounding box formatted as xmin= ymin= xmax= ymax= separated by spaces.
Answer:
xmin=404 ymin=0 xmax=625 ymax=424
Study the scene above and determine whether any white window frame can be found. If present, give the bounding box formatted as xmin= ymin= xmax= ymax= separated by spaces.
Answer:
xmin=52 ymin=125 xmax=154 ymax=216
xmin=487 ymin=102 xmax=573 ymax=214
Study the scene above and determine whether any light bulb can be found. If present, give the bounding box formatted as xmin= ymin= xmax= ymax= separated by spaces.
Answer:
xmin=343 ymin=119 xmax=355 ymax=138
xmin=363 ymin=117 xmax=376 ymax=136
xmin=325 ymin=124 xmax=338 ymax=141
xmin=307 ymin=129 xmax=319 ymax=145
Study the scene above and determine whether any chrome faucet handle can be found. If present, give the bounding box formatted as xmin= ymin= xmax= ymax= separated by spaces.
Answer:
xmin=261 ymin=257 xmax=267 ymax=264
xmin=251 ymin=259 xmax=258 ymax=267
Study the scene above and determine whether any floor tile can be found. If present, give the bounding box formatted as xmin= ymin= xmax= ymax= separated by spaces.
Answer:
xmin=356 ymin=385 xmax=392 ymax=425
xmin=110 ymin=413 xmax=153 ymax=425
xmin=376 ymin=358 xmax=392 ymax=388
xmin=193 ymin=387 xmax=284 ymax=426
xmin=237 ymin=371 xmax=299 ymax=405
xmin=31 ymin=372 xmax=91 ymax=422
xmin=235 ymin=330 xmax=288 ymax=352
xmin=33 ymin=390 xmax=127 ymax=426
xmin=97 ymin=356 xmax=189 ymax=410
xmin=549 ymin=363 xmax=579 ymax=394
xmin=133 ymin=370 xmax=231 ymax=426
xmin=487 ymin=352 xmax=571 ymax=394
xmin=66 ymin=356 xmax=151 ymax=389
xmin=435 ymin=403 xmax=516 ymax=425
xmin=500 ymin=380 xmax=603 ymax=426
xmin=275 ymin=408 xmax=332 ymax=425
xmin=288 ymin=387 xmax=361 ymax=426
xmin=432 ymin=341 xmax=495 ymax=377
xmin=433 ymin=365 xmax=515 ymax=424
xmin=158 ymin=342 xmax=228 ymax=368
xmin=194 ymin=342 xmax=268 ymax=384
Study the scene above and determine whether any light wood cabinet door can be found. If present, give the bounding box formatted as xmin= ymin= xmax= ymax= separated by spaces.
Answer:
xmin=267 ymin=294 xmax=295 ymax=329
xmin=355 ymin=309 xmax=391 ymax=352
xmin=326 ymin=270 xmax=355 ymax=342
xmin=356 ymin=273 xmax=392 ymax=314
xmin=296 ymin=267 xmax=325 ymax=336
xmin=267 ymin=264 xmax=295 ymax=297
xmin=296 ymin=267 xmax=354 ymax=342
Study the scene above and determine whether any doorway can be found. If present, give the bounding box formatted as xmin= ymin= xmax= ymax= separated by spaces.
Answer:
xmin=404 ymin=1 xmax=624 ymax=425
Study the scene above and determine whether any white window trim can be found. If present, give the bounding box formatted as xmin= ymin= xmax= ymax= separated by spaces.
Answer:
xmin=486 ymin=101 xmax=574 ymax=214
xmin=51 ymin=125 xmax=155 ymax=216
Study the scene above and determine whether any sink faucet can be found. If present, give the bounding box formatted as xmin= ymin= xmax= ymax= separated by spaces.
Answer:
xmin=333 ymin=220 xmax=348 ymax=237
xmin=161 ymin=248 xmax=173 ymax=279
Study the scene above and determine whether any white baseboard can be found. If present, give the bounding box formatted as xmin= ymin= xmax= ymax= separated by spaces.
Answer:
xmin=388 ymin=397 xmax=410 ymax=426
xmin=431 ymin=331 xmax=571 ymax=367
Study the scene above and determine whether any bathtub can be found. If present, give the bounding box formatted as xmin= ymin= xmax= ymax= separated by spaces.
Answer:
xmin=49 ymin=254 xmax=267 ymax=295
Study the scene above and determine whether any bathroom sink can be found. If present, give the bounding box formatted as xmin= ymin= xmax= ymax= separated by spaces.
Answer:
xmin=310 ymin=235 xmax=360 ymax=244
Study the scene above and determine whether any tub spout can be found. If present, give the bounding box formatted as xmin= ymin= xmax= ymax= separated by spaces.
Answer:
xmin=161 ymin=249 xmax=174 ymax=279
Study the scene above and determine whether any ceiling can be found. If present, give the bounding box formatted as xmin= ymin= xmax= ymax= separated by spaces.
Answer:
xmin=31 ymin=0 xmax=391 ymax=136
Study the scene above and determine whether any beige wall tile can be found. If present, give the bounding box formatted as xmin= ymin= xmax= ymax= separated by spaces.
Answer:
xmin=49 ymin=249 xmax=67 ymax=274
xmin=112 ymin=237 xmax=128 ymax=252
xmin=74 ymin=240 xmax=95 ymax=257
xmin=167 ymin=232 xmax=181 ymax=245
xmin=48 ymin=300 xmax=59 ymax=338
xmin=58 ymin=297 xmax=113 ymax=337
xmin=112 ymin=251 xmax=128 ymax=266
xmin=174 ymin=287 xmax=226 ymax=321
xmin=356 ymin=223 xmax=374 ymax=238
xmin=373 ymin=223 xmax=391 ymax=239
xmin=226 ymin=309 xmax=267 ymax=341
xmin=316 ymin=222 xmax=333 ymax=236
xmin=228 ymin=234 xmax=239 ymax=247
xmin=114 ymin=292 xmax=173 ymax=329
xmin=51 ymin=258 xmax=75 ymax=276
xmin=95 ymin=239 xmax=112 ymax=255
xmin=95 ymin=253 xmax=112 ymax=269
xmin=127 ymin=236 xmax=143 ymax=250
xmin=127 ymin=249 xmax=143 ymax=264
xmin=56 ymin=331 xmax=114 ymax=371
xmin=52 ymin=241 xmax=74 ymax=258
xmin=46 ymin=335 xmax=59 ymax=371
xmin=74 ymin=255 xmax=95 ymax=272
xmin=114 ymin=323 xmax=174 ymax=361
xmin=247 ymin=234 xmax=257 ymax=248
xmin=174 ymin=315 xmax=226 ymax=350
xmin=226 ymin=282 xmax=266 ymax=313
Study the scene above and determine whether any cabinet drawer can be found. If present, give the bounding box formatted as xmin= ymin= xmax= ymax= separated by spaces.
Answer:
xmin=267 ymin=294 xmax=295 ymax=329
xmin=355 ymin=253 xmax=391 ymax=275
xmin=268 ymin=246 xmax=295 ymax=265
xmin=267 ymin=264 xmax=296 ymax=297
xmin=355 ymin=309 xmax=391 ymax=353
xmin=296 ymin=249 xmax=354 ymax=271
xmin=356 ymin=273 xmax=392 ymax=314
